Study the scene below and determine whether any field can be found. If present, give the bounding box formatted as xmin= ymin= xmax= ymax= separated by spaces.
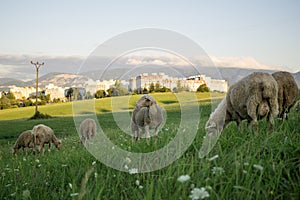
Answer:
xmin=0 ymin=92 xmax=299 ymax=199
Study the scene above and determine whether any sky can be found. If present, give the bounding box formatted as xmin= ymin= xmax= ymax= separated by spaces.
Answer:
xmin=0 ymin=0 xmax=300 ymax=80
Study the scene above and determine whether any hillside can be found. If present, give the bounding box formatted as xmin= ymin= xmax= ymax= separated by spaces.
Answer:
xmin=1 ymin=67 xmax=299 ymax=88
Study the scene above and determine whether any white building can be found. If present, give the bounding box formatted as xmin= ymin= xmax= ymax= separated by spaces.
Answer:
xmin=129 ymin=73 xmax=227 ymax=92
xmin=44 ymin=84 xmax=66 ymax=101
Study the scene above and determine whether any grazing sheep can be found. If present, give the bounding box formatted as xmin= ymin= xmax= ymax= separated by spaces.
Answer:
xmin=131 ymin=95 xmax=163 ymax=143
xmin=12 ymin=130 xmax=35 ymax=155
xmin=32 ymin=124 xmax=61 ymax=154
xmin=79 ymin=118 xmax=96 ymax=146
xmin=272 ymin=71 xmax=298 ymax=119
xmin=226 ymin=72 xmax=278 ymax=133
xmin=206 ymin=72 xmax=279 ymax=135
xmin=205 ymin=98 xmax=270 ymax=134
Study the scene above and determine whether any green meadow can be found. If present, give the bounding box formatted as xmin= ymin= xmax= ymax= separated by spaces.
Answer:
xmin=0 ymin=92 xmax=299 ymax=199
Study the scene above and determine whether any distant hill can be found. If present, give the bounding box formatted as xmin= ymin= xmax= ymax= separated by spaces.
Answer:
xmin=0 ymin=78 xmax=27 ymax=87
xmin=1 ymin=67 xmax=299 ymax=88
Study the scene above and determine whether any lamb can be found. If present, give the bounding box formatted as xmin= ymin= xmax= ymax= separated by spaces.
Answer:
xmin=32 ymin=124 xmax=61 ymax=154
xmin=272 ymin=71 xmax=298 ymax=119
xmin=12 ymin=130 xmax=35 ymax=155
xmin=205 ymin=72 xmax=279 ymax=135
xmin=79 ymin=118 xmax=97 ymax=146
xmin=131 ymin=95 xmax=164 ymax=143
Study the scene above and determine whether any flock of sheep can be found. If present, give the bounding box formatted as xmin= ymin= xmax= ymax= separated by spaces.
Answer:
xmin=12 ymin=94 xmax=164 ymax=154
xmin=12 ymin=70 xmax=299 ymax=155
xmin=12 ymin=124 xmax=61 ymax=155
xmin=206 ymin=71 xmax=299 ymax=135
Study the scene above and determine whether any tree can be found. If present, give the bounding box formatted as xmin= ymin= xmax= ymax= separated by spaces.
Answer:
xmin=197 ymin=84 xmax=210 ymax=92
xmin=155 ymin=82 xmax=161 ymax=92
xmin=149 ymin=82 xmax=155 ymax=93
xmin=0 ymin=96 xmax=11 ymax=109
xmin=65 ymin=88 xmax=74 ymax=102
xmin=95 ymin=90 xmax=106 ymax=98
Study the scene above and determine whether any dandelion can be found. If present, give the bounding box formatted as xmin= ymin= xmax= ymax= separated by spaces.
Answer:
xmin=177 ymin=175 xmax=191 ymax=183
xmin=129 ymin=168 xmax=138 ymax=174
xmin=92 ymin=161 xmax=96 ymax=166
xmin=70 ymin=193 xmax=79 ymax=197
xmin=22 ymin=189 xmax=30 ymax=199
xmin=207 ymin=155 xmax=219 ymax=161
xmin=69 ymin=183 xmax=73 ymax=189
xmin=189 ymin=187 xmax=210 ymax=200
xmin=253 ymin=164 xmax=264 ymax=171
xmin=211 ymin=167 xmax=225 ymax=175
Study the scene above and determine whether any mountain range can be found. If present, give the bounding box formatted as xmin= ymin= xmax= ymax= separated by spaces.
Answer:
xmin=0 ymin=67 xmax=299 ymax=89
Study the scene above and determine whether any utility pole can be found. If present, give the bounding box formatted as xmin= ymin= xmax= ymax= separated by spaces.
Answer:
xmin=31 ymin=61 xmax=44 ymax=113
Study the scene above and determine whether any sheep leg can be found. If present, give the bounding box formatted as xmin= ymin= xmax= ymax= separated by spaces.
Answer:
xmin=145 ymin=125 xmax=150 ymax=145
xmin=247 ymin=97 xmax=259 ymax=135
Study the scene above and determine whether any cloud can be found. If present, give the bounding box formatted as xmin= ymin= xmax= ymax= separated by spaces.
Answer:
xmin=208 ymin=55 xmax=290 ymax=71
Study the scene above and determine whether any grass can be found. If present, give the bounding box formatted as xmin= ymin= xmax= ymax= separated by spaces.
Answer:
xmin=0 ymin=92 xmax=299 ymax=199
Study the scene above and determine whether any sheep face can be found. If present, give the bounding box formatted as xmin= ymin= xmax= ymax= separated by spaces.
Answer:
xmin=54 ymin=140 xmax=62 ymax=149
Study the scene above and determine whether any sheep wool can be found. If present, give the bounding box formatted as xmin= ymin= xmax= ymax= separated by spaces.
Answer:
xmin=272 ymin=71 xmax=298 ymax=119
xmin=12 ymin=130 xmax=35 ymax=155
xmin=79 ymin=118 xmax=97 ymax=146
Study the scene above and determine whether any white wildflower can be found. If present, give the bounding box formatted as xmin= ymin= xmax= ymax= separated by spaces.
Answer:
xmin=139 ymin=185 xmax=143 ymax=189
xmin=189 ymin=187 xmax=210 ymax=200
xmin=244 ymin=162 xmax=249 ymax=166
xmin=23 ymin=157 xmax=27 ymax=161
xmin=243 ymin=170 xmax=247 ymax=174
xmin=135 ymin=180 xmax=140 ymax=186
xmin=22 ymin=189 xmax=30 ymax=199
xmin=177 ymin=175 xmax=191 ymax=183
xmin=253 ymin=164 xmax=264 ymax=171
xmin=5 ymin=184 xmax=12 ymax=187
xmin=14 ymin=169 xmax=19 ymax=172
xmin=129 ymin=168 xmax=138 ymax=174
xmin=124 ymin=165 xmax=129 ymax=170
xmin=125 ymin=157 xmax=132 ymax=164
xmin=211 ymin=167 xmax=225 ymax=175
xmin=35 ymin=159 xmax=39 ymax=163
xmin=92 ymin=161 xmax=96 ymax=166
xmin=207 ymin=155 xmax=219 ymax=161
xmin=68 ymin=183 xmax=73 ymax=189
xmin=62 ymin=164 xmax=68 ymax=167
xmin=94 ymin=172 xmax=98 ymax=178
xmin=70 ymin=193 xmax=79 ymax=197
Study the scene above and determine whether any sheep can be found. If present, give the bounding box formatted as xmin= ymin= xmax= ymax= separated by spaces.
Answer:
xmin=272 ymin=71 xmax=298 ymax=119
xmin=32 ymin=124 xmax=61 ymax=154
xmin=79 ymin=118 xmax=96 ymax=146
xmin=12 ymin=130 xmax=35 ymax=155
xmin=295 ymin=100 xmax=300 ymax=112
xmin=227 ymin=72 xmax=278 ymax=133
xmin=205 ymin=98 xmax=270 ymax=134
xmin=131 ymin=95 xmax=164 ymax=143
xmin=205 ymin=72 xmax=279 ymax=135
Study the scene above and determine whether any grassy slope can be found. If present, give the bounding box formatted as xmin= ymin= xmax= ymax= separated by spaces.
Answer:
xmin=0 ymin=92 xmax=299 ymax=199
